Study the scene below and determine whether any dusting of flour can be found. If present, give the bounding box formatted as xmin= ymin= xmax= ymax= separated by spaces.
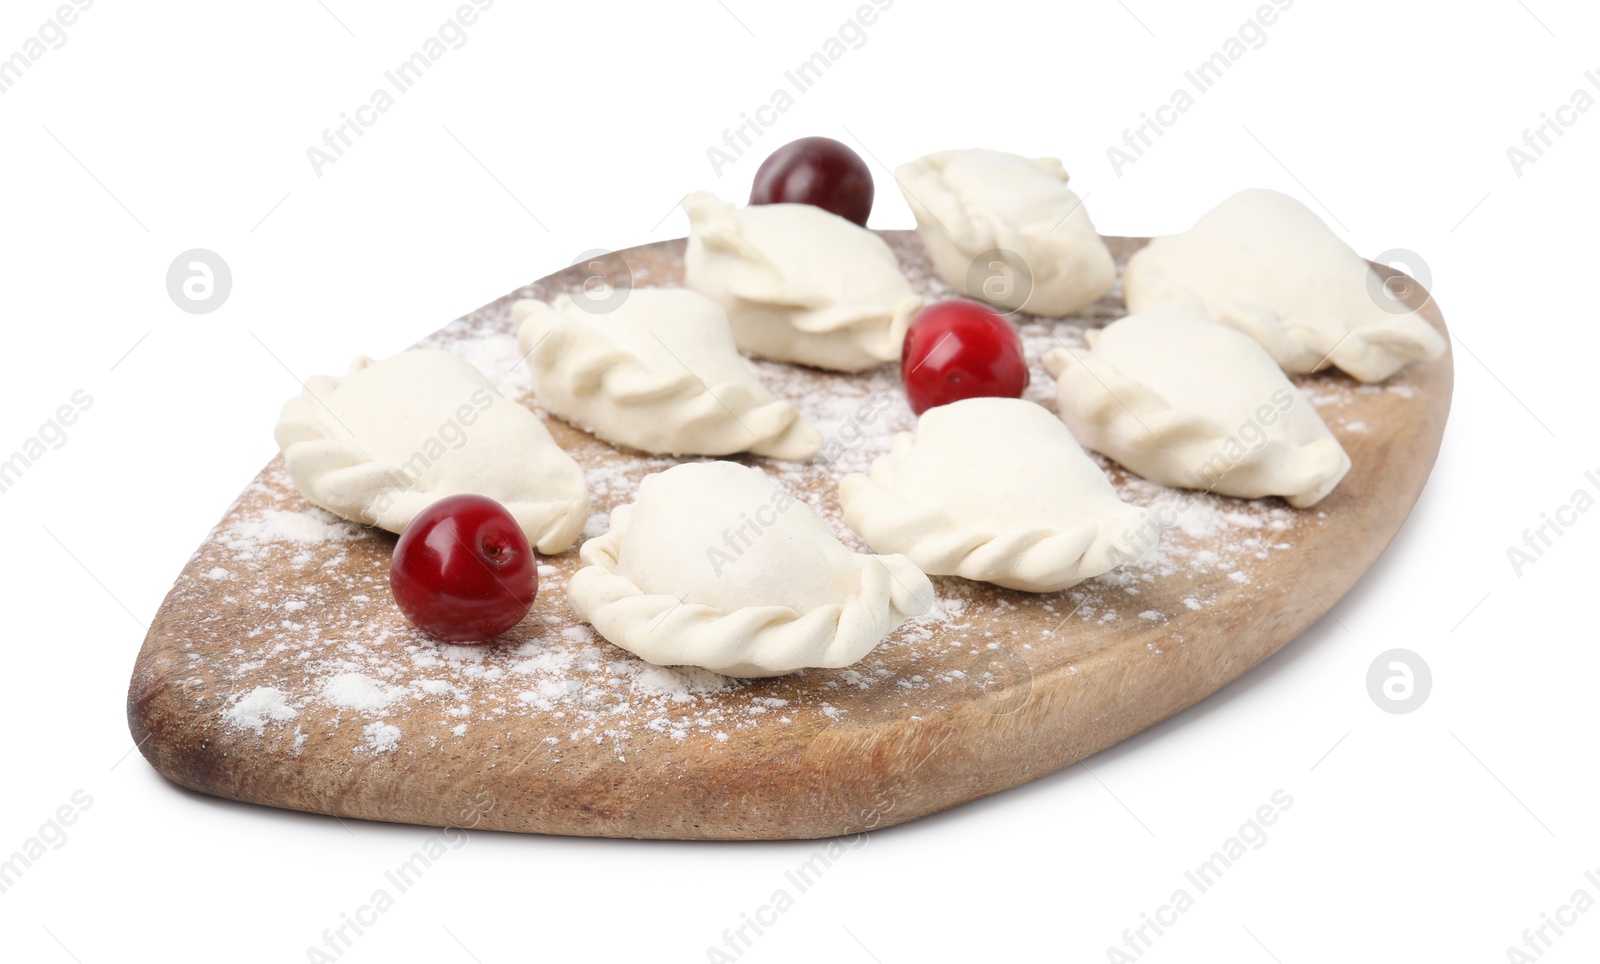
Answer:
xmin=183 ymin=235 xmax=1404 ymax=761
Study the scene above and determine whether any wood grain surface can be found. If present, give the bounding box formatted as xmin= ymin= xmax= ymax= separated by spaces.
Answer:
xmin=125 ymin=232 xmax=1452 ymax=840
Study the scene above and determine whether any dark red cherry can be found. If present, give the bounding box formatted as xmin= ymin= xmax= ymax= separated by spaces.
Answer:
xmin=901 ymin=300 xmax=1030 ymax=415
xmin=390 ymin=494 xmax=538 ymax=643
xmin=749 ymin=136 xmax=875 ymax=226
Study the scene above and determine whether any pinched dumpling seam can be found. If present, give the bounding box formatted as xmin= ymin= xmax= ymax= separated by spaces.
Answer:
xmin=274 ymin=355 xmax=589 ymax=554
xmin=1121 ymin=188 xmax=1447 ymax=383
xmin=1124 ymin=263 xmax=1446 ymax=384
xmin=514 ymin=301 xmax=820 ymax=460
xmin=1041 ymin=344 xmax=1349 ymax=509
xmin=730 ymin=297 xmax=920 ymax=372
xmin=568 ymin=503 xmax=933 ymax=678
xmin=682 ymin=191 xmax=922 ymax=371
xmin=1214 ymin=296 xmax=1443 ymax=385
xmin=895 ymin=152 xmax=1115 ymax=317
xmin=839 ymin=433 xmax=1152 ymax=593
xmin=903 ymin=156 xmax=1059 ymax=255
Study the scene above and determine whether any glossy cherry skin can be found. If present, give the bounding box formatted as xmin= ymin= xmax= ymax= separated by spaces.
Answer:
xmin=901 ymin=300 xmax=1030 ymax=415
xmin=390 ymin=494 xmax=538 ymax=643
xmin=749 ymin=136 xmax=875 ymax=226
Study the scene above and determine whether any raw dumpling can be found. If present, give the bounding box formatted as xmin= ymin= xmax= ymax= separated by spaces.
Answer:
xmin=682 ymin=191 xmax=923 ymax=372
xmin=1123 ymin=188 xmax=1446 ymax=382
xmin=568 ymin=461 xmax=933 ymax=677
xmin=513 ymin=288 xmax=821 ymax=460
xmin=274 ymin=349 xmax=589 ymax=553
xmin=1042 ymin=304 xmax=1351 ymax=508
xmin=895 ymin=149 xmax=1115 ymax=317
xmin=839 ymin=397 xmax=1154 ymax=592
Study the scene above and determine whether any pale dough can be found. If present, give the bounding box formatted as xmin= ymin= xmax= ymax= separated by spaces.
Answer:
xmin=513 ymin=288 xmax=822 ymax=460
xmin=839 ymin=397 xmax=1154 ymax=592
xmin=567 ymin=461 xmax=934 ymax=677
xmin=682 ymin=191 xmax=923 ymax=372
xmin=274 ymin=350 xmax=589 ymax=553
xmin=1042 ymin=304 xmax=1351 ymax=508
xmin=895 ymin=149 xmax=1115 ymax=317
xmin=1123 ymin=188 xmax=1446 ymax=382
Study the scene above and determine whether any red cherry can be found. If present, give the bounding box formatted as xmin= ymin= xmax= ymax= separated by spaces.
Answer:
xmin=749 ymin=136 xmax=875 ymax=227
xmin=390 ymin=494 xmax=538 ymax=643
xmin=901 ymin=300 xmax=1030 ymax=415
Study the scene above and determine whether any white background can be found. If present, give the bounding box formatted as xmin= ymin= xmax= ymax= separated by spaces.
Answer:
xmin=0 ymin=0 xmax=1594 ymax=961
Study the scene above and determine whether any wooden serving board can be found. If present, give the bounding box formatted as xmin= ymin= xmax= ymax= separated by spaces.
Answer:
xmin=126 ymin=232 xmax=1451 ymax=840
